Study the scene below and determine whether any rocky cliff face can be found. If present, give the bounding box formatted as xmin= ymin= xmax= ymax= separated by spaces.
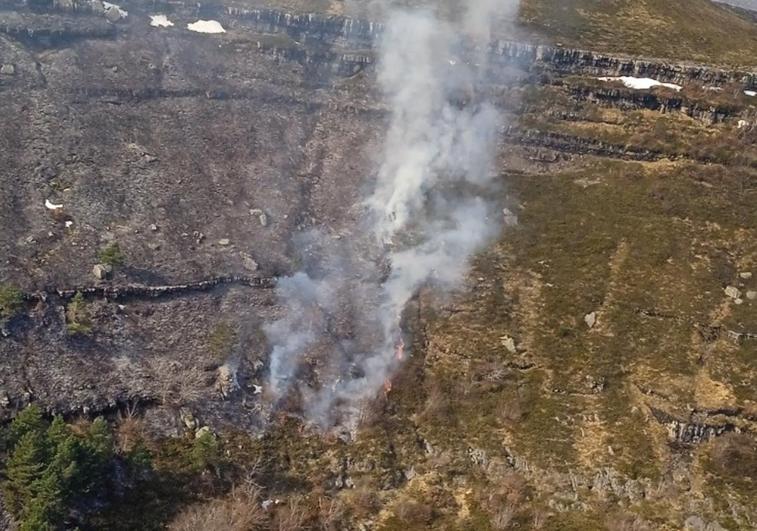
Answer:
xmin=3 ymin=1 xmax=754 ymax=87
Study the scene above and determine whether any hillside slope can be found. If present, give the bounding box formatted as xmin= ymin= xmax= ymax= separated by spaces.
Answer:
xmin=519 ymin=0 xmax=757 ymax=66
xmin=253 ymin=0 xmax=757 ymax=66
xmin=0 ymin=1 xmax=755 ymax=529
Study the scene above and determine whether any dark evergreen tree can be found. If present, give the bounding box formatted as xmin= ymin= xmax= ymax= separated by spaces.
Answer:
xmin=3 ymin=431 xmax=48 ymax=518
xmin=8 ymin=405 xmax=47 ymax=447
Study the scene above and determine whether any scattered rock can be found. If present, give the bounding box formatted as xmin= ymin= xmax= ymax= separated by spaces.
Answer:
xmin=584 ymin=312 xmax=597 ymax=329
xmin=0 ymin=64 xmax=15 ymax=76
xmin=241 ymin=253 xmax=259 ymax=272
xmin=250 ymin=208 xmax=268 ymax=227
xmin=216 ymin=364 xmax=239 ymax=399
xmin=217 ymin=238 xmax=231 ymax=246
xmin=45 ymin=199 xmax=63 ymax=210
xmin=684 ymin=515 xmax=726 ymax=531
xmin=724 ymin=286 xmax=741 ymax=300
xmin=193 ymin=231 xmax=205 ymax=244
xmin=585 ymin=375 xmax=606 ymax=393
xmin=501 ymin=335 xmax=517 ymax=354
xmin=502 ymin=208 xmax=518 ymax=227
xmin=179 ymin=408 xmax=197 ymax=431
xmin=194 ymin=426 xmax=213 ymax=439
xmin=739 ymin=272 xmax=752 ymax=280
xmin=746 ymin=291 xmax=757 ymax=300
xmin=467 ymin=447 xmax=488 ymax=467
xmin=573 ymin=177 xmax=601 ymax=188
xmin=92 ymin=263 xmax=113 ymax=280
xmin=105 ymin=7 xmax=122 ymax=22
xmin=149 ymin=223 xmax=159 ymax=232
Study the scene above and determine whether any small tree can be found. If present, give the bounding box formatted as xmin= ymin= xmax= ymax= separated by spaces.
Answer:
xmin=190 ymin=431 xmax=221 ymax=472
xmin=66 ymin=292 xmax=92 ymax=336
xmin=0 ymin=283 xmax=23 ymax=319
xmin=97 ymin=242 xmax=125 ymax=267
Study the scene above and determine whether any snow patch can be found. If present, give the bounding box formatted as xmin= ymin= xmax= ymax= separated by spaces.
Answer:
xmin=187 ymin=20 xmax=226 ymax=34
xmin=45 ymin=199 xmax=63 ymax=210
xmin=103 ymin=2 xmax=128 ymax=17
xmin=745 ymin=90 xmax=756 ymax=97
xmin=598 ymin=76 xmax=682 ymax=92
xmin=150 ymin=15 xmax=174 ymax=28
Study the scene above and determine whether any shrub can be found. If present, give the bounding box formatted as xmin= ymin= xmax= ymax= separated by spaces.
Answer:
xmin=168 ymin=486 xmax=268 ymax=531
xmin=66 ymin=292 xmax=92 ymax=336
xmin=190 ymin=431 xmax=221 ymax=472
xmin=393 ymin=498 xmax=433 ymax=526
xmin=273 ymin=496 xmax=310 ymax=531
xmin=0 ymin=283 xmax=23 ymax=319
xmin=98 ymin=242 xmax=125 ymax=267
xmin=209 ymin=322 xmax=237 ymax=363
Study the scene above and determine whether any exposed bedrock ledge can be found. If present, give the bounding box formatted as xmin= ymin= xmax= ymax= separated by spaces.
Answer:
xmin=197 ymin=5 xmax=757 ymax=87
xmin=0 ymin=11 xmax=114 ymax=44
xmin=22 ymin=275 xmax=276 ymax=304
xmin=651 ymin=409 xmax=736 ymax=445
xmin=504 ymin=127 xmax=664 ymax=161
xmin=202 ymin=5 xmax=757 ymax=88
xmin=567 ymin=86 xmax=753 ymax=124
xmin=182 ymin=5 xmax=757 ymax=88
xmin=3 ymin=2 xmax=754 ymax=87
xmin=650 ymin=407 xmax=756 ymax=445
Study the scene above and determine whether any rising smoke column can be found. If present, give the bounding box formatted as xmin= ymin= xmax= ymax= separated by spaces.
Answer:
xmin=265 ymin=1 xmax=512 ymax=430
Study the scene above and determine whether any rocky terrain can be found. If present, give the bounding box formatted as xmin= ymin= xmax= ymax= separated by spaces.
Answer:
xmin=0 ymin=0 xmax=756 ymax=529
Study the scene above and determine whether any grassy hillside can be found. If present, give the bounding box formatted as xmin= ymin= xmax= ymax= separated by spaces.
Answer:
xmin=518 ymin=0 xmax=757 ymax=66
xmin=254 ymin=0 xmax=757 ymax=66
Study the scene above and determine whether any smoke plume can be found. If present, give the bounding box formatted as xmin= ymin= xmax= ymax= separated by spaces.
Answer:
xmin=264 ymin=1 xmax=513 ymax=432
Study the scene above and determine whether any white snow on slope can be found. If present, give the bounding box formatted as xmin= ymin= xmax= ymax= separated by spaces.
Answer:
xmin=45 ymin=199 xmax=63 ymax=210
xmin=598 ymin=76 xmax=682 ymax=91
xmin=187 ymin=20 xmax=226 ymax=34
xmin=745 ymin=90 xmax=756 ymax=97
xmin=150 ymin=15 xmax=174 ymax=28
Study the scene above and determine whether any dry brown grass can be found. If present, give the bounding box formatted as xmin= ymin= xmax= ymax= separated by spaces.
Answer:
xmin=393 ymin=497 xmax=434 ymax=526
xmin=273 ymin=496 xmax=310 ymax=531
xmin=708 ymin=432 xmax=757 ymax=482
xmin=168 ymin=486 xmax=268 ymax=531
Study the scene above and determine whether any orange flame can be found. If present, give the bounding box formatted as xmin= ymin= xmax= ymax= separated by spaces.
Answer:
xmin=395 ymin=336 xmax=405 ymax=361
xmin=382 ymin=333 xmax=405 ymax=396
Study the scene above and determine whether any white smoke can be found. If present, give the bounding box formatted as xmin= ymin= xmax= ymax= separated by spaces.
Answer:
xmin=264 ymin=1 xmax=514 ymax=430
